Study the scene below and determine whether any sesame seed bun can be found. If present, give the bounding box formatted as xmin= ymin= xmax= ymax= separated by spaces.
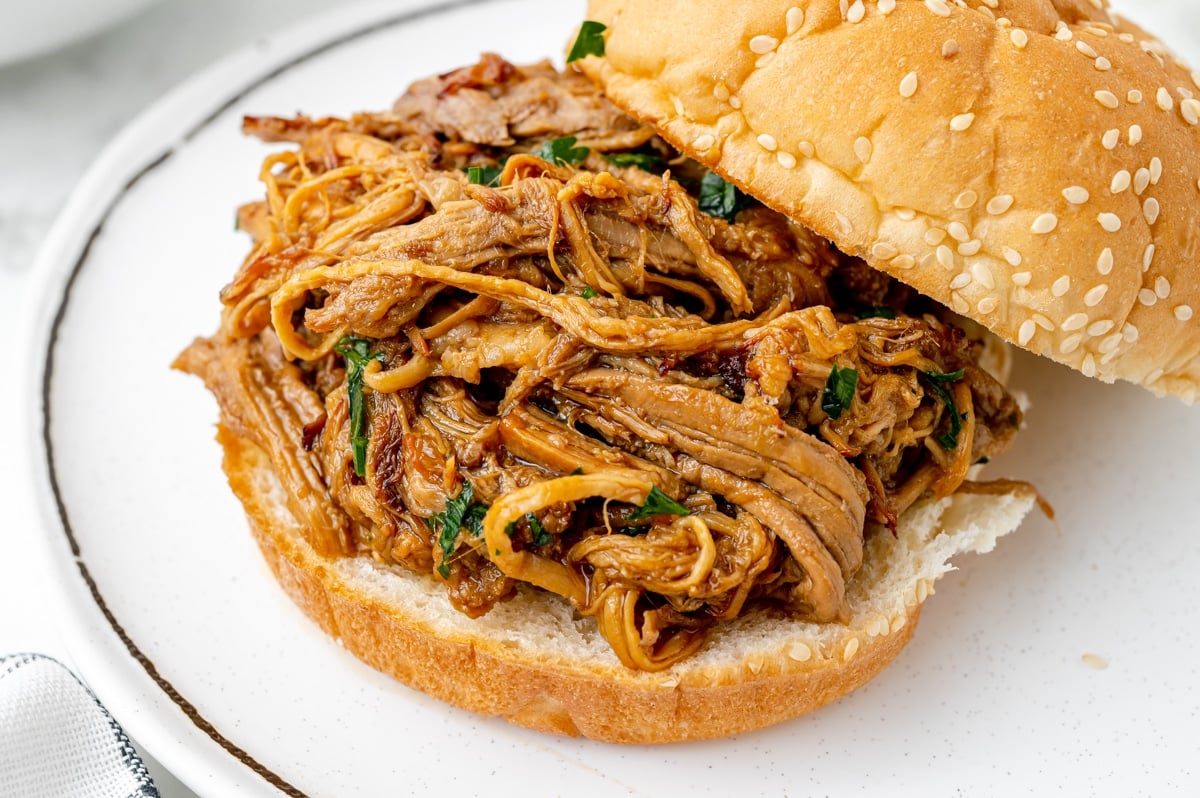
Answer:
xmin=575 ymin=0 xmax=1200 ymax=402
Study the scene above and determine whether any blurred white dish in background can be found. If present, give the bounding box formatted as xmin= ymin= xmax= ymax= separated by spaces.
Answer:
xmin=0 ymin=0 xmax=162 ymax=67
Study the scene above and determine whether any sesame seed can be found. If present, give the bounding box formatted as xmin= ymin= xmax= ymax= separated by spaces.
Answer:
xmin=847 ymin=0 xmax=865 ymax=23
xmin=777 ymin=151 xmax=797 ymax=168
xmin=987 ymin=195 xmax=1014 ymax=214
xmin=1123 ymin=324 xmax=1139 ymax=343
xmin=1088 ymin=319 xmax=1114 ymax=336
xmin=879 ymin=0 xmax=896 ymax=12
xmin=942 ymin=40 xmax=959 ymax=58
xmin=1143 ymin=244 xmax=1156 ymax=271
xmin=1097 ymin=248 xmax=1114 ymax=274
xmin=1076 ymin=40 xmax=1098 ymax=58
xmin=1062 ymin=313 xmax=1088 ymax=331
xmin=693 ymin=133 xmax=716 ymax=150
xmin=1143 ymin=197 xmax=1160 ymax=224
xmin=1010 ymin=29 xmax=1029 ymax=49
xmin=749 ymin=35 xmax=778 ymax=54
xmin=947 ymin=221 xmax=969 ymax=241
xmin=758 ymin=133 xmax=778 ymax=152
xmin=894 ymin=206 xmax=915 ymax=220
xmin=950 ymin=293 xmax=969 ymax=314
xmin=1119 ymin=33 xmax=1135 ymax=43
xmin=1032 ymin=213 xmax=1058 ymax=234
xmin=899 ymin=71 xmax=919 ymax=98
xmin=755 ymin=52 xmax=775 ymax=69
xmin=1128 ymin=89 xmax=1143 ymax=104
xmin=1139 ymin=288 xmax=1158 ymax=306
xmin=1101 ymin=129 xmax=1120 ymax=150
xmin=936 ymin=244 xmax=955 ymax=269
xmin=1146 ymin=368 xmax=1164 ymax=384
xmin=786 ymin=6 xmax=806 ymax=34
xmin=1018 ymin=319 xmax=1037 ymax=345
xmin=977 ymin=296 xmax=998 ymax=314
xmin=713 ymin=83 xmax=730 ymax=101
xmin=1155 ymin=275 xmax=1171 ymax=299
xmin=1128 ymin=125 xmax=1143 ymax=145
xmin=1099 ymin=333 xmax=1123 ymax=353
xmin=788 ymin=640 xmax=812 ymax=661
xmin=854 ymin=136 xmax=871 ymax=162
xmin=1060 ymin=334 xmax=1083 ymax=354
xmin=1095 ymin=57 xmax=1111 ymax=71
xmin=892 ymin=254 xmax=916 ymax=269
xmin=925 ymin=228 xmax=947 ymax=245
xmin=1094 ymin=90 xmax=1119 ymax=109
xmin=871 ymin=242 xmax=899 ymax=259
xmin=1034 ymin=313 xmax=1055 ymax=332
xmin=924 ymin=0 xmax=951 ymax=17
xmin=1110 ymin=170 xmax=1131 ymax=193
xmin=954 ymin=190 xmax=978 ymax=209
xmin=950 ymin=273 xmax=971 ymax=290
xmin=1056 ymin=25 xmax=1073 ymax=42
xmin=1150 ymin=157 xmax=1163 ymax=184
xmin=971 ymin=262 xmax=994 ymax=288
xmin=1062 ymin=186 xmax=1090 ymax=204
xmin=1182 ymin=98 xmax=1200 ymax=125
xmin=1156 ymin=87 xmax=1174 ymax=110
xmin=1011 ymin=271 xmax=1032 ymax=286
xmin=891 ymin=615 xmax=907 ymax=633
xmin=835 ymin=212 xmax=852 ymax=234
xmin=729 ymin=95 xmax=742 ymax=110
xmin=1134 ymin=168 xmax=1150 ymax=194
xmin=950 ymin=113 xmax=976 ymax=131
xmin=1082 ymin=354 xmax=1098 ymax=378
xmin=1084 ymin=284 xmax=1109 ymax=306
xmin=1003 ymin=247 xmax=1023 ymax=266
xmin=1177 ymin=305 xmax=1195 ymax=321
xmin=959 ymin=239 xmax=982 ymax=256
xmin=1052 ymin=275 xmax=1071 ymax=296
xmin=1098 ymin=213 xmax=1122 ymax=232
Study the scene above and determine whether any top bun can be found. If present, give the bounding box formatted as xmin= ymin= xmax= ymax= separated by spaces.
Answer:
xmin=576 ymin=0 xmax=1200 ymax=403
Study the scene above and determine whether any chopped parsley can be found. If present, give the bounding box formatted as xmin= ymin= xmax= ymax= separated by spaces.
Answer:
xmin=602 ymin=152 xmax=664 ymax=173
xmin=581 ymin=286 xmax=598 ymax=299
xmin=465 ymin=165 xmax=502 ymax=186
xmin=627 ymin=486 xmax=691 ymax=522
xmin=921 ymin=369 xmax=967 ymax=450
xmin=505 ymin=513 xmax=552 ymax=547
xmin=821 ymin=364 xmax=859 ymax=420
xmin=427 ymin=482 xmax=489 ymax=577
xmin=697 ymin=171 xmax=751 ymax=222
xmin=537 ymin=135 xmax=591 ymax=167
xmin=334 ymin=336 xmax=385 ymax=477
xmin=855 ymin=306 xmax=897 ymax=320
xmin=566 ymin=20 xmax=607 ymax=62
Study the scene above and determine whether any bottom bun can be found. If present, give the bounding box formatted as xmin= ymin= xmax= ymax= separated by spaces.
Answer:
xmin=219 ymin=424 xmax=1034 ymax=743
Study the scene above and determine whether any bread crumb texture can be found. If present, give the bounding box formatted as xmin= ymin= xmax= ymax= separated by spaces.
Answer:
xmin=579 ymin=0 xmax=1200 ymax=403
xmin=220 ymin=425 xmax=1034 ymax=742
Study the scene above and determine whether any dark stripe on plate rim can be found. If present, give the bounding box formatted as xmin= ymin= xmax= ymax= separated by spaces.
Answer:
xmin=39 ymin=1 xmax=496 ymax=795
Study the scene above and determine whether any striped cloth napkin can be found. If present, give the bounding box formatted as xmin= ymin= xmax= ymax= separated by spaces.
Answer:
xmin=0 ymin=653 xmax=158 ymax=798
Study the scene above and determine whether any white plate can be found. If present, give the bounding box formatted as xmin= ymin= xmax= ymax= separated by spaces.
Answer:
xmin=23 ymin=1 xmax=1200 ymax=795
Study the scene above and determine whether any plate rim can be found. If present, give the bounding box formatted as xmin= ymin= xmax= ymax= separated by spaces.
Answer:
xmin=22 ymin=1 xmax=519 ymax=794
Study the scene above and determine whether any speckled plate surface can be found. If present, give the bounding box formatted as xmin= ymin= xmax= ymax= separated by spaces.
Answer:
xmin=23 ymin=0 xmax=1200 ymax=795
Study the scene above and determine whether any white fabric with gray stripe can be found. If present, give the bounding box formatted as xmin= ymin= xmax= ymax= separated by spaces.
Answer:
xmin=0 ymin=654 xmax=158 ymax=798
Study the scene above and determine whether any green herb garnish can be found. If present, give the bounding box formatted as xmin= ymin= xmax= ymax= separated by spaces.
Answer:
xmin=503 ymin=513 xmax=553 ymax=547
xmin=697 ymin=171 xmax=750 ymax=222
xmin=465 ymin=164 xmax=502 ymax=186
xmin=581 ymin=286 xmax=598 ymax=299
xmin=427 ymin=482 xmax=491 ymax=578
xmin=821 ymin=364 xmax=859 ymax=420
xmin=566 ymin=20 xmax=607 ymax=62
xmin=921 ymin=370 xmax=966 ymax=450
xmin=602 ymin=152 xmax=664 ymax=173
xmin=855 ymin=306 xmax=897 ymax=320
xmin=538 ymin=135 xmax=591 ymax=167
xmin=334 ymin=336 xmax=385 ymax=477
xmin=627 ymin=486 xmax=691 ymax=522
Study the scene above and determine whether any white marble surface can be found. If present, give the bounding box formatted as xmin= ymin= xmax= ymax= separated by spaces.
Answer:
xmin=1 ymin=0 xmax=1195 ymax=795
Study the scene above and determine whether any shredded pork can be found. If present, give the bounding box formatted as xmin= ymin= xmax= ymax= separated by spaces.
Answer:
xmin=181 ymin=56 xmax=1022 ymax=670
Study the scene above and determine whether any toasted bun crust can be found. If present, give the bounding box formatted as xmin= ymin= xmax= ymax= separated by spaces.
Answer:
xmin=577 ymin=0 xmax=1200 ymax=403
xmin=218 ymin=424 xmax=1033 ymax=742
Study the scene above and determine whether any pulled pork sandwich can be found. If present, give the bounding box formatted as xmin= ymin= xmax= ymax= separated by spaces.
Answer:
xmin=179 ymin=0 xmax=1198 ymax=743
